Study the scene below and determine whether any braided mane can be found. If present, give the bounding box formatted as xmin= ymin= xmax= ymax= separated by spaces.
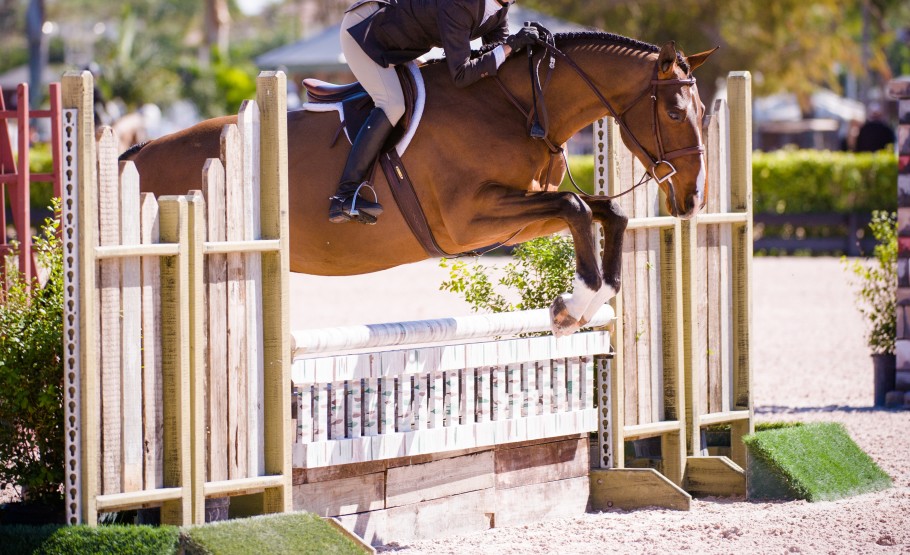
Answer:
xmin=427 ymin=30 xmax=690 ymax=73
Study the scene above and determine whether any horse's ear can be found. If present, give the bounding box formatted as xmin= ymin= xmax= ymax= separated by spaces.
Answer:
xmin=658 ymin=41 xmax=678 ymax=78
xmin=686 ymin=46 xmax=719 ymax=73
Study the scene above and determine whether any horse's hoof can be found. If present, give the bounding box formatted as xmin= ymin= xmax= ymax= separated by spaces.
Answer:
xmin=550 ymin=295 xmax=581 ymax=337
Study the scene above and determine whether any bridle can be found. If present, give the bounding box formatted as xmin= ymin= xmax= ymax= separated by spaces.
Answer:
xmin=495 ymin=37 xmax=706 ymax=211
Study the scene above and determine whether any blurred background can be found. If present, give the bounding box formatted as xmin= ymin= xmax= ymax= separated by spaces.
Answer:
xmin=1 ymin=0 xmax=909 ymax=254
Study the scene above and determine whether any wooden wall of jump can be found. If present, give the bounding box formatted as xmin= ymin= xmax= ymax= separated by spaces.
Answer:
xmin=59 ymin=67 xmax=753 ymax=531
xmin=61 ymin=71 xmax=291 ymax=526
xmin=592 ymin=71 xmax=753 ymax=505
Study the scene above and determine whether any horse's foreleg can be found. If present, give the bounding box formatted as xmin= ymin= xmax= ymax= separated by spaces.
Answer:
xmin=582 ymin=197 xmax=629 ymax=324
xmin=448 ymin=187 xmax=602 ymax=336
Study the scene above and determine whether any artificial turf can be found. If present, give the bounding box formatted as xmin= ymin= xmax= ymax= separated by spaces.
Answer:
xmin=181 ymin=512 xmax=368 ymax=555
xmin=743 ymin=422 xmax=892 ymax=502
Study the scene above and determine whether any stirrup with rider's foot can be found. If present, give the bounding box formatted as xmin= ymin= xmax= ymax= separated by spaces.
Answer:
xmin=329 ymin=107 xmax=394 ymax=224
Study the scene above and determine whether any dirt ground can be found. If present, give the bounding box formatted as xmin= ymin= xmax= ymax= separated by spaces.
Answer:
xmin=293 ymin=256 xmax=910 ymax=555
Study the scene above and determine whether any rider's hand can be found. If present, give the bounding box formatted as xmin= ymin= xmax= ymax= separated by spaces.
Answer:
xmin=506 ymin=26 xmax=539 ymax=53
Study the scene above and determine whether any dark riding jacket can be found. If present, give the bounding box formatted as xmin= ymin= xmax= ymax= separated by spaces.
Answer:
xmin=346 ymin=0 xmax=511 ymax=88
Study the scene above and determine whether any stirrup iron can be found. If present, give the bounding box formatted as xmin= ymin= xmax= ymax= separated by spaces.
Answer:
xmin=348 ymin=182 xmax=379 ymax=217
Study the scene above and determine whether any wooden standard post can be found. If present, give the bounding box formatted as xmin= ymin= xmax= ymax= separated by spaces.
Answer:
xmin=62 ymin=71 xmax=99 ymax=526
xmin=256 ymin=71 xmax=292 ymax=514
xmin=727 ymin=72 xmax=755 ymax=466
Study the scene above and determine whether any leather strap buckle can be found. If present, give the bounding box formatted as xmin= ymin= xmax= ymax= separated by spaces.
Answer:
xmin=651 ymin=160 xmax=677 ymax=184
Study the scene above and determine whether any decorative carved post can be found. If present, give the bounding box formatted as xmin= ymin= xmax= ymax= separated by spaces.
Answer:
xmin=891 ymin=77 xmax=910 ymax=404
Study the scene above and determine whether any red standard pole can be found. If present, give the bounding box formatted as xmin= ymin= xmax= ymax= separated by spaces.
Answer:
xmin=15 ymin=83 xmax=32 ymax=285
xmin=0 ymin=86 xmax=7 ymax=289
xmin=48 ymin=83 xmax=62 ymax=200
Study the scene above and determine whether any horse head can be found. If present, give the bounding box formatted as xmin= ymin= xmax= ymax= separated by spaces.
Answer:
xmin=617 ymin=41 xmax=717 ymax=219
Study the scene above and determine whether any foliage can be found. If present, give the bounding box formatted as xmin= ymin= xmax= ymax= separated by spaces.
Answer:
xmin=0 ymin=524 xmax=61 ymax=555
xmin=182 ymin=512 xmax=364 ymax=555
xmin=743 ymin=422 xmax=892 ymax=502
xmin=843 ymin=211 xmax=896 ymax=355
xmin=0 ymin=202 xmax=65 ymax=503
xmin=523 ymin=0 xmax=909 ymax=106
xmin=753 ymin=149 xmax=897 ymax=214
xmin=440 ymin=235 xmax=576 ymax=314
xmin=27 ymin=525 xmax=179 ymax=555
xmin=558 ymin=155 xmax=595 ymax=195
xmin=562 ymin=150 xmax=898 ymax=215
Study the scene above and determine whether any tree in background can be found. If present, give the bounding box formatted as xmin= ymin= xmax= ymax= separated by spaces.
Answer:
xmin=523 ymin=0 xmax=909 ymax=110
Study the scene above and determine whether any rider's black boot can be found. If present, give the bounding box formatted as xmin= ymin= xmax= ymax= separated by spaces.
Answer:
xmin=329 ymin=108 xmax=394 ymax=224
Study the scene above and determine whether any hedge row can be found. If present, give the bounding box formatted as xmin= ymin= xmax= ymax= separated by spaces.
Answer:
xmin=560 ymin=150 xmax=898 ymax=214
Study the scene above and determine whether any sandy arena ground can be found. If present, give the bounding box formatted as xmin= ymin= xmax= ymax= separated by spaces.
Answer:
xmin=292 ymin=256 xmax=910 ymax=555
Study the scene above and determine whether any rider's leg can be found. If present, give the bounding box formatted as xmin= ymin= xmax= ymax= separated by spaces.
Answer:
xmin=332 ymin=4 xmax=407 ymax=224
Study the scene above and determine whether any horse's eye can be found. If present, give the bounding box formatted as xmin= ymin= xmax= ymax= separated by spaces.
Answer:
xmin=667 ymin=110 xmax=683 ymax=122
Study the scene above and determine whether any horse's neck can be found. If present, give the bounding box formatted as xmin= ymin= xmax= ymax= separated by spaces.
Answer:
xmin=497 ymin=45 xmax=656 ymax=145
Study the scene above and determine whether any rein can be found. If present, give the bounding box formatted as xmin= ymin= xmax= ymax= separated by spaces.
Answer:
xmin=495 ymin=37 xmax=705 ymax=205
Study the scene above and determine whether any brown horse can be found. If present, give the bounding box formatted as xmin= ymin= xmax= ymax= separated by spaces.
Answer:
xmin=125 ymin=32 xmax=716 ymax=336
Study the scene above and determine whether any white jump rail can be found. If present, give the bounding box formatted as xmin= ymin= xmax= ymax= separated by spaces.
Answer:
xmin=291 ymin=305 xmax=614 ymax=468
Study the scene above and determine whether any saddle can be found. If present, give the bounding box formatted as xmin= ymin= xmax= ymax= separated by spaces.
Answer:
xmin=302 ymin=65 xmax=450 ymax=256
xmin=302 ymin=65 xmax=418 ymax=152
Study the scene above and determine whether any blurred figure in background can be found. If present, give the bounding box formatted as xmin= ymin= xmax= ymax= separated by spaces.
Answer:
xmin=854 ymin=103 xmax=895 ymax=152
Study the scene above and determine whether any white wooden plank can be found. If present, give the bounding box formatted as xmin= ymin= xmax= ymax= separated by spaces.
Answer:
xmin=552 ymin=357 xmax=567 ymax=413
xmin=97 ymin=128 xmax=122 ymax=494
xmin=203 ymin=158 xmax=229 ymax=483
xmin=363 ymin=378 xmax=379 ymax=436
xmin=118 ymin=162 xmax=143 ymax=493
xmin=222 ymin=123 xmax=248 ymax=479
xmin=330 ymin=382 xmax=346 ymax=440
xmin=139 ymin=193 xmax=163 ymax=490
xmin=314 ymin=383 xmax=328 ymax=442
xmin=443 ymin=370 xmax=458 ymax=428
xmin=397 ymin=375 xmax=414 ymax=433
xmin=239 ymin=100 xmax=264 ymax=477
xmin=297 ymin=385 xmax=313 ymax=444
xmin=379 ymin=376 xmax=395 ymax=434
xmin=429 ymin=371 xmax=444 ymax=428
xmin=461 ymin=368 xmax=475 ymax=426
xmin=347 ymin=378 xmax=363 ymax=439
xmin=492 ymin=366 xmax=506 ymax=421
xmin=413 ymin=373 xmax=428 ymax=430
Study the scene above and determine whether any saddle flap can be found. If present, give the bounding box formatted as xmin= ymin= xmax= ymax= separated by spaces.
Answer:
xmin=330 ymin=65 xmax=418 ymax=152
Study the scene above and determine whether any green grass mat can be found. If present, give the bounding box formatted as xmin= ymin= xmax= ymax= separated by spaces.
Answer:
xmin=743 ymin=422 xmax=892 ymax=502
xmin=182 ymin=512 xmax=367 ymax=555
xmin=1 ymin=512 xmax=366 ymax=555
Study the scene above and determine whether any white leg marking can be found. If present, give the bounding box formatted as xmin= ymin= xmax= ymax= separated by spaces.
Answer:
xmin=581 ymin=285 xmax=617 ymax=325
xmin=562 ymin=273 xmax=599 ymax=321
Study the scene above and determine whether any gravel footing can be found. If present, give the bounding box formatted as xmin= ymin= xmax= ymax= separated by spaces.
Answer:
xmin=293 ymin=257 xmax=910 ymax=555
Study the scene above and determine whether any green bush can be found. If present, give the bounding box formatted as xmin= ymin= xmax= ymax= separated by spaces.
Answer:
xmin=843 ymin=211 xmax=897 ymax=354
xmin=560 ymin=149 xmax=898 ymax=214
xmin=0 ymin=524 xmax=60 ymax=554
xmin=440 ymin=235 xmax=576 ymax=314
xmin=0 ymin=203 xmax=65 ymax=502
xmin=36 ymin=525 xmax=179 ymax=555
xmin=752 ymin=149 xmax=896 ymax=214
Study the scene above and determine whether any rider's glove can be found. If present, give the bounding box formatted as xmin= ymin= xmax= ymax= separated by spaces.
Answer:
xmin=506 ymin=26 xmax=539 ymax=53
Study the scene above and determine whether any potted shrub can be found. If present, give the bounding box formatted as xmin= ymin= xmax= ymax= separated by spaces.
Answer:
xmin=844 ymin=211 xmax=897 ymax=407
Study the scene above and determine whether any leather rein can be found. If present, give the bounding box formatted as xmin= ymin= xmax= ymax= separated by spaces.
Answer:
xmin=494 ymin=38 xmax=705 ymax=208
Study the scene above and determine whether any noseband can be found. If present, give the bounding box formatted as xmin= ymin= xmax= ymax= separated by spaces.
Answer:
xmin=495 ymin=38 xmax=705 ymax=206
xmin=616 ymin=70 xmax=705 ymax=186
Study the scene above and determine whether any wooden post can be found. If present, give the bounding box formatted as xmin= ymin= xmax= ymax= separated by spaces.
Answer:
xmin=725 ymin=72 xmax=755 ymax=469
xmin=256 ymin=71 xmax=292 ymax=514
xmin=727 ymin=72 xmax=754 ymax=428
xmin=660 ymin=220 xmax=686 ymax=485
xmin=594 ymin=117 xmax=624 ymax=469
xmin=186 ymin=191 xmax=208 ymax=524
xmin=62 ymin=71 xmax=99 ymax=526
xmin=157 ymin=196 xmax=193 ymax=525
